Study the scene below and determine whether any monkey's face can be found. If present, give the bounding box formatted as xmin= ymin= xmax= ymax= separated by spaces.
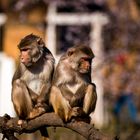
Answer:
xmin=66 ymin=46 xmax=94 ymax=74
xmin=19 ymin=41 xmax=43 ymax=67
xmin=20 ymin=46 xmax=32 ymax=67
xmin=78 ymin=57 xmax=92 ymax=74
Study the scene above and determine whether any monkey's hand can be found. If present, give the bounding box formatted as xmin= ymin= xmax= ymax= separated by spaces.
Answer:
xmin=28 ymin=102 xmax=50 ymax=119
xmin=69 ymin=107 xmax=90 ymax=123
xmin=68 ymin=107 xmax=83 ymax=120
xmin=70 ymin=107 xmax=79 ymax=116
xmin=35 ymin=102 xmax=50 ymax=111
xmin=28 ymin=103 xmax=49 ymax=120
xmin=35 ymin=102 xmax=45 ymax=108
xmin=28 ymin=107 xmax=45 ymax=120
xmin=72 ymin=107 xmax=86 ymax=117
xmin=68 ymin=107 xmax=87 ymax=120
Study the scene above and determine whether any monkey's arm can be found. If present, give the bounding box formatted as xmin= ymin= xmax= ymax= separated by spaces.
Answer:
xmin=12 ymin=63 xmax=25 ymax=85
xmin=36 ymin=82 xmax=51 ymax=105
xmin=58 ymin=84 xmax=90 ymax=119
xmin=70 ymin=84 xmax=87 ymax=107
xmin=36 ymin=59 xmax=55 ymax=107
xmin=59 ymin=85 xmax=74 ymax=102
xmin=27 ymin=82 xmax=52 ymax=119
xmin=83 ymin=83 xmax=97 ymax=115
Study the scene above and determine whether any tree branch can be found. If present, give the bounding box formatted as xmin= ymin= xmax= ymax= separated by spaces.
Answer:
xmin=0 ymin=113 xmax=115 ymax=140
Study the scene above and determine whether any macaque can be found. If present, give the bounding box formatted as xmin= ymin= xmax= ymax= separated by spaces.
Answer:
xmin=50 ymin=45 xmax=97 ymax=123
xmin=11 ymin=34 xmax=55 ymax=137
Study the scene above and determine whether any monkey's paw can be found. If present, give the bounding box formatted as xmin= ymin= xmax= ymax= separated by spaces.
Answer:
xmin=68 ymin=107 xmax=80 ymax=120
xmin=71 ymin=107 xmax=83 ymax=117
xmin=28 ymin=107 xmax=46 ymax=119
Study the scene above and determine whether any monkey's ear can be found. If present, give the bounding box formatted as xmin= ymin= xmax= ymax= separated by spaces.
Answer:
xmin=37 ymin=38 xmax=45 ymax=47
xmin=67 ymin=48 xmax=75 ymax=56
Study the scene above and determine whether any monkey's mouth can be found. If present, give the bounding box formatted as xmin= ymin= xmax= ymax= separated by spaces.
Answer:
xmin=22 ymin=61 xmax=32 ymax=67
xmin=79 ymin=69 xmax=90 ymax=74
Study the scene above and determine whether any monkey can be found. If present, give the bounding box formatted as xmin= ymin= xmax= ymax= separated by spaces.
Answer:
xmin=50 ymin=45 xmax=97 ymax=123
xmin=11 ymin=34 xmax=55 ymax=138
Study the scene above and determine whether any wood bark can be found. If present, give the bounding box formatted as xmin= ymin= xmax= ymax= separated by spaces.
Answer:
xmin=0 ymin=113 xmax=115 ymax=140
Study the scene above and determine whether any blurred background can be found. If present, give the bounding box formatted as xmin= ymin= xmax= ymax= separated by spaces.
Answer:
xmin=0 ymin=0 xmax=140 ymax=140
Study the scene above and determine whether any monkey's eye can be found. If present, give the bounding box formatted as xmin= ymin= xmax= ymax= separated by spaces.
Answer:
xmin=20 ymin=48 xmax=30 ymax=52
xmin=80 ymin=58 xmax=85 ymax=62
xmin=80 ymin=57 xmax=90 ymax=61
xmin=22 ymin=49 xmax=28 ymax=51
xmin=80 ymin=57 xmax=92 ymax=64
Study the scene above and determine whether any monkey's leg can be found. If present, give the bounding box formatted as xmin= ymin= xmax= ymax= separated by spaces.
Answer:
xmin=83 ymin=84 xmax=97 ymax=115
xmin=12 ymin=80 xmax=49 ymax=138
xmin=27 ymin=87 xmax=38 ymax=103
xmin=12 ymin=79 xmax=33 ymax=123
xmin=27 ymin=88 xmax=46 ymax=119
xmin=50 ymin=86 xmax=71 ymax=122
xmin=27 ymin=94 xmax=49 ymax=139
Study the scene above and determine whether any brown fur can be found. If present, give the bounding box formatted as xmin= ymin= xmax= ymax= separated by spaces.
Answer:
xmin=50 ymin=45 xmax=97 ymax=122
xmin=11 ymin=34 xmax=55 ymax=137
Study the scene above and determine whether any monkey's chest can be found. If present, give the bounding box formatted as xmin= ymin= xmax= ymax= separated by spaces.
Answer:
xmin=21 ymin=73 xmax=42 ymax=94
xmin=66 ymin=83 xmax=81 ymax=94
xmin=66 ymin=82 xmax=86 ymax=107
xmin=27 ymin=79 xmax=42 ymax=94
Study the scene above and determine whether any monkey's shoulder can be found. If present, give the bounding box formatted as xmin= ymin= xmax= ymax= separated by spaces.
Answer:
xmin=90 ymin=83 xmax=96 ymax=88
xmin=44 ymin=53 xmax=55 ymax=64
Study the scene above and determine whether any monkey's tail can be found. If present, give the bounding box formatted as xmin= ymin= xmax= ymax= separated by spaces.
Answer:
xmin=40 ymin=126 xmax=49 ymax=138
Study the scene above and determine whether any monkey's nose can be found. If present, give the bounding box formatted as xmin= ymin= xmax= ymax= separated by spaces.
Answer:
xmin=86 ymin=65 xmax=90 ymax=70
xmin=21 ymin=58 xmax=24 ymax=63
